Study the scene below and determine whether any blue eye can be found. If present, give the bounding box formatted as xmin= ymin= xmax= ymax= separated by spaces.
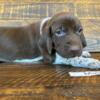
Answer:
xmin=55 ymin=30 xmax=65 ymax=36
xmin=55 ymin=27 xmax=65 ymax=37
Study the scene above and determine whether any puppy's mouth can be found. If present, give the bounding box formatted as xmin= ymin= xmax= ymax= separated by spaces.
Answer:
xmin=56 ymin=48 xmax=82 ymax=58
xmin=59 ymin=53 xmax=82 ymax=58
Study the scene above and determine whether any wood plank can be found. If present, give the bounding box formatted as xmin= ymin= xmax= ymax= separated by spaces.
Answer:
xmin=0 ymin=3 xmax=100 ymax=19
xmin=0 ymin=0 xmax=100 ymax=4
xmin=0 ymin=53 xmax=100 ymax=100
xmin=82 ymin=19 xmax=100 ymax=52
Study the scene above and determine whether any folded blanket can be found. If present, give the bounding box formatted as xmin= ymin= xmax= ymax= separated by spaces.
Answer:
xmin=14 ymin=51 xmax=100 ymax=69
xmin=54 ymin=53 xmax=100 ymax=69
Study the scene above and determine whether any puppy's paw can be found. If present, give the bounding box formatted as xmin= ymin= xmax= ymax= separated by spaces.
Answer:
xmin=81 ymin=51 xmax=91 ymax=58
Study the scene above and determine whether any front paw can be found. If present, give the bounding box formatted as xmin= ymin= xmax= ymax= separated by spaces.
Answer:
xmin=81 ymin=51 xmax=91 ymax=58
xmin=43 ymin=55 xmax=55 ymax=64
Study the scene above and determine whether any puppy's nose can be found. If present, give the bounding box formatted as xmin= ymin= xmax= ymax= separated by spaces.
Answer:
xmin=70 ymin=46 xmax=81 ymax=56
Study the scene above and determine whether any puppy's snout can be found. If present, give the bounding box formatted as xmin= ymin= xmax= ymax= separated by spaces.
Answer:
xmin=70 ymin=46 xmax=81 ymax=57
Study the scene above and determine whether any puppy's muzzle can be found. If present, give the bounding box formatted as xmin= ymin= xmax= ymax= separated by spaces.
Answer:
xmin=69 ymin=45 xmax=82 ymax=57
xmin=65 ymin=35 xmax=83 ymax=57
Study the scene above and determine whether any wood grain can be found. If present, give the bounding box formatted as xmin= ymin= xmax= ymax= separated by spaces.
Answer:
xmin=0 ymin=53 xmax=100 ymax=100
xmin=0 ymin=1 xmax=100 ymax=99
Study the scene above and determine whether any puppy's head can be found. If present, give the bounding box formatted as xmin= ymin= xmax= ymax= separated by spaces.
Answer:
xmin=44 ymin=12 xmax=87 ymax=58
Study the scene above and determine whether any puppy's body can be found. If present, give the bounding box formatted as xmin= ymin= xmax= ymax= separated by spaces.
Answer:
xmin=0 ymin=13 xmax=87 ymax=63
xmin=0 ymin=21 xmax=41 ymax=62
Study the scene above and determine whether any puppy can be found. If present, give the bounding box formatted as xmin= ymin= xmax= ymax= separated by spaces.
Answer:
xmin=0 ymin=12 xmax=87 ymax=63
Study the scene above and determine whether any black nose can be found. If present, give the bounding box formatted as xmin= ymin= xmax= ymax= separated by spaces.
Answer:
xmin=70 ymin=46 xmax=81 ymax=57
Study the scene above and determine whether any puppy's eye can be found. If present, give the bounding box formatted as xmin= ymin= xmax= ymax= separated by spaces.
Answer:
xmin=78 ymin=28 xmax=83 ymax=33
xmin=55 ymin=30 xmax=65 ymax=37
xmin=55 ymin=27 xmax=65 ymax=37
xmin=76 ymin=27 xmax=83 ymax=35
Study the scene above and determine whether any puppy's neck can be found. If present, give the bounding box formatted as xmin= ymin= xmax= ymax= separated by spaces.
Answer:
xmin=40 ymin=17 xmax=51 ymax=35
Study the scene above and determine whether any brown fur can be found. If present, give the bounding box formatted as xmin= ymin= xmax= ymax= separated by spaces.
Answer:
xmin=0 ymin=12 xmax=87 ymax=63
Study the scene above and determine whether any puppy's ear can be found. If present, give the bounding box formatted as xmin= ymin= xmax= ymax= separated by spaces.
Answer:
xmin=39 ymin=20 xmax=55 ymax=63
xmin=47 ymin=36 xmax=53 ymax=54
xmin=46 ymin=27 xmax=55 ymax=55
xmin=80 ymin=33 xmax=87 ymax=47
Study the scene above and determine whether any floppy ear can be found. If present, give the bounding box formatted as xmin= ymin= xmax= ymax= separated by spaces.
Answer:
xmin=80 ymin=32 xmax=87 ymax=47
xmin=38 ymin=20 xmax=56 ymax=63
xmin=47 ymin=36 xmax=53 ymax=54
xmin=46 ymin=27 xmax=55 ymax=55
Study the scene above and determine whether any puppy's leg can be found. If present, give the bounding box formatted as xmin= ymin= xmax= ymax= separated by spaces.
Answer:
xmin=81 ymin=51 xmax=91 ymax=58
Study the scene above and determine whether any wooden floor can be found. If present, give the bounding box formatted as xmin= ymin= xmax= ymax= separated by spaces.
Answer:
xmin=0 ymin=0 xmax=100 ymax=100
xmin=0 ymin=53 xmax=100 ymax=100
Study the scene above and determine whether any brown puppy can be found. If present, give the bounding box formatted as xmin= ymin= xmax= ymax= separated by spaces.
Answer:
xmin=0 ymin=12 xmax=87 ymax=63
